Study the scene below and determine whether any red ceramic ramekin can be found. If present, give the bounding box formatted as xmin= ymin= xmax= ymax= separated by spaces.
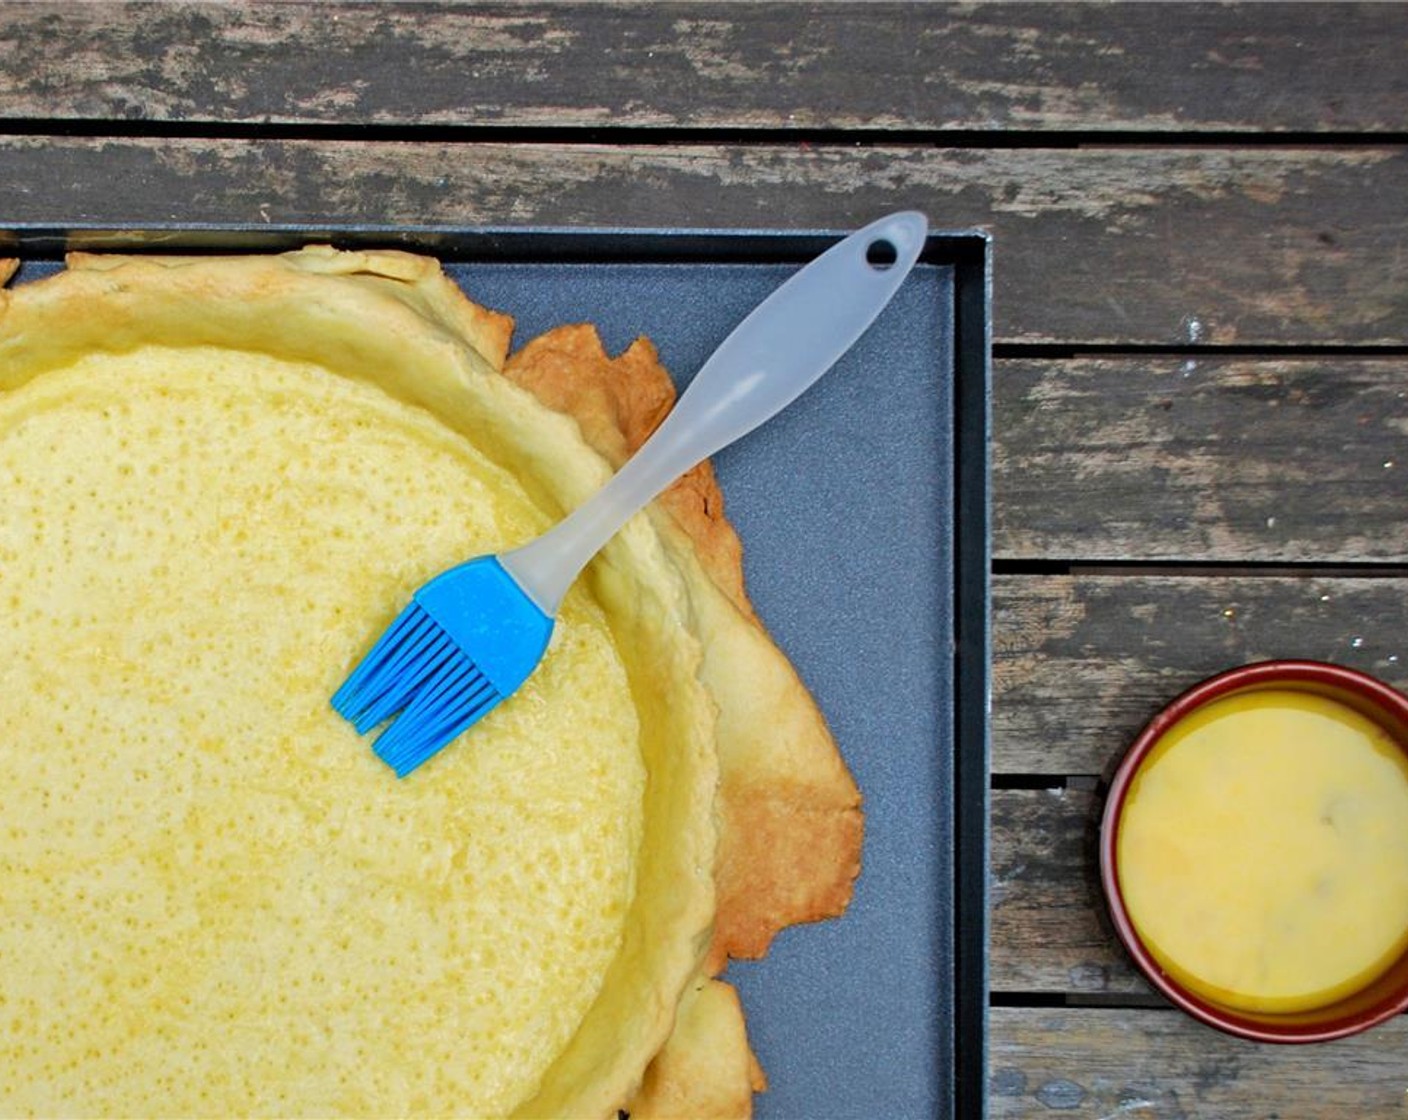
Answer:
xmin=1100 ymin=659 xmax=1408 ymax=1042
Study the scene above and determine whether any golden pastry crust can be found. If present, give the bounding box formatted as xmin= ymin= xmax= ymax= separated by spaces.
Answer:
xmin=1 ymin=249 xmax=717 ymax=1119
xmin=501 ymin=325 xmax=864 ymax=1113
xmin=502 ymin=324 xmax=863 ymax=967
xmin=503 ymin=327 xmax=754 ymax=623
xmin=624 ymin=979 xmax=766 ymax=1120
xmin=0 ymin=247 xmax=863 ymax=1117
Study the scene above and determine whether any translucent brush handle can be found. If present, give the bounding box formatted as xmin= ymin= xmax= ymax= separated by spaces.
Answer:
xmin=502 ymin=210 xmax=928 ymax=615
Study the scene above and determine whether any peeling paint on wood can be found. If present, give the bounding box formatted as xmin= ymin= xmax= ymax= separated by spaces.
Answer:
xmin=1 ymin=3 xmax=1405 ymax=133
xmin=2 ymin=138 xmax=1405 ymax=347
xmin=991 ymin=1008 xmax=1408 ymax=1119
xmin=994 ymin=575 xmax=1408 ymax=774
xmin=996 ymin=358 xmax=1408 ymax=559
xmin=990 ymin=788 xmax=1145 ymax=994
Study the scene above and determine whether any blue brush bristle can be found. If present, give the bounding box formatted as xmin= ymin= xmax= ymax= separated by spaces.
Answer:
xmin=373 ymin=661 xmax=499 ymax=778
xmin=331 ymin=603 xmax=440 ymax=730
xmin=332 ymin=557 xmax=554 ymax=777
xmin=331 ymin=601 xmax=503 ymax=777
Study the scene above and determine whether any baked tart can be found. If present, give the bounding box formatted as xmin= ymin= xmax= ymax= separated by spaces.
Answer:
xmin=0 ymin=248 xmax=861 ymax=1117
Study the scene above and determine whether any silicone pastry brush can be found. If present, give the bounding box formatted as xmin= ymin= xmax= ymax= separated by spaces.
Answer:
xmin=332 ymin=211 xmax=927 ymax=776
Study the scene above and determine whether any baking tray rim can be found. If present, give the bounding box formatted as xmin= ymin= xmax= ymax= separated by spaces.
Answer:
xmin=3 ymin=222 xmax=993 ymax=1117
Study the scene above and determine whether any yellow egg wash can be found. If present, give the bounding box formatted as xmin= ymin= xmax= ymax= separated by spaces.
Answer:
xmin=1117 ymin=689 xmax=1408 ymax=1014
xmin=0 ymin=348 xmax=646 ymax=1115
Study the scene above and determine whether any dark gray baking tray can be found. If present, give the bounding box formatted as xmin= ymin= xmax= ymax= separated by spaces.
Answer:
xmin=7 ymin=224 xmax=991 ymax=1119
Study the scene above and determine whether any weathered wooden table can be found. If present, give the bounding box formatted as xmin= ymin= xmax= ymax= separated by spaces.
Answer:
xmin=5 ymin=4 xmax=1407 ymax=1115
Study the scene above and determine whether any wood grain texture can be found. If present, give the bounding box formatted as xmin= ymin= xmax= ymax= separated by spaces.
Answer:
xmin=990 ymin=787 xmax=1147 ymax=996
xmin=3 ymin=138 xmax=1406 ymax=347
xmin=990 ymin=1007 xmax=1408 ymax=1118
xmin=996 ymin=358 xmax=1408 ymax=562
xmin=993 ymin=575 xmax=1408 ymax=775
xmin=992 ymin=783 xmax=1408 ymax=999
xmin=2 ymin=2 xmax=1405 ymax=134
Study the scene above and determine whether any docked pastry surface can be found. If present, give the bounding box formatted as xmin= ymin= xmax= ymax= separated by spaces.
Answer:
xmin=0 ymin=249 xmax=860 ymax=1118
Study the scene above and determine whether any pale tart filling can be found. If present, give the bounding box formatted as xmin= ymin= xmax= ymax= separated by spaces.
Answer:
xmin=0 ymin=347 xmax=645 ymax=1116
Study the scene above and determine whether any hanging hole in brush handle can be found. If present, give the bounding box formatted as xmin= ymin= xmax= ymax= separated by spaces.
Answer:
xmin=866 ymin=237 xmax=900 ymax=270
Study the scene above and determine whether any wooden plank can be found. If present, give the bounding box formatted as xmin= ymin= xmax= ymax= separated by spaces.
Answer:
xmin=994 ymin=575 xmax=1408 ymax=775
xmin=991 ymin=784 xmax=1408 ymax=997
xmin=990 ymin=787 xmax=1149 ymax=995
xmin=2 ymin=3 xmax=1406 ymax=134
xmin=990 ymin=1006 xmax=1408 ymax=1118
xmin=3 ymin=138 xmax=1406 ymax=347
xmin=996 ymin=358 xmax=1408 ymax=563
